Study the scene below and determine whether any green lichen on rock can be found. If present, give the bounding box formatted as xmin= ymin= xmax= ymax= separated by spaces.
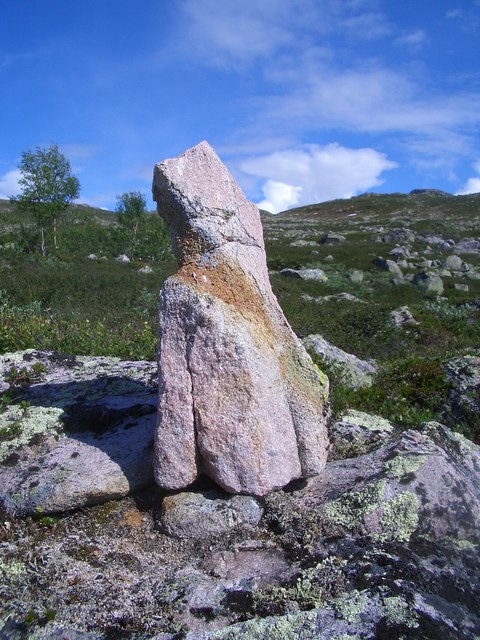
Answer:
xmin=323 ymin=480 xmax=386 ymax=529
xmin=252 ymin=563 xmax=326 ymax=616
xmin=333 ymin=589 xmax=368 ymax=623
xmin=341 ymin=410 xmax=393 ymax=433
xmin=0 ymin=406 xmax=64 ymax=462
xmin=312 ymin=362 xmax=330 ymax=403
xmin=383 ymin=595 xmax=419 ymax=628
xmin=452 ymin=430 xmax=476 ymax=451
xmin=384 ymin=454 xmax=428 ymax=479
xmin=0 ymin=559 xmax=27 ymax=581
xmin=205 ymin=609 xmax=319 ymax=640
xmin=378 ymin=492 xmax=419 ymax=542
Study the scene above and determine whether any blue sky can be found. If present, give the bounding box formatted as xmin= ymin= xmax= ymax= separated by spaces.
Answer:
xmin=1 ymin=0 xmax=480 ymax=213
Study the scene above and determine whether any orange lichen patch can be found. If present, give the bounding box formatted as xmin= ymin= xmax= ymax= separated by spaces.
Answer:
xmin=120 ymin=508 xmax=143 ymax=528
xmin=177 ymin=258 xmax=273 ymax=330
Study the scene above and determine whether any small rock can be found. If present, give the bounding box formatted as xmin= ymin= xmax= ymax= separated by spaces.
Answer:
xmin=158 ymin=490 xmax=263 ymax=539
xmin=422 ymin=235 xmax=444 ymax=245
xmin=290 ymin=239 xmax=318 ymax=247
xmin=465 ymin=269 xmax=480 ymax=280
xmin=87 ymin=253 xmax=97 ymax=260
xmin=329 ymin=410 xmax=393 ymax=460
xmin=388 ymin=246 xmax=410 ymax=257
xmin=444 ymin=255 xmax=464 ymax=271
xmin=455 ymin=238 xmax=480 ymax=254
xmin=413 ymin=272 xmax=444 ymax=295
xmin=138 ymin=265 xmax=153 ymax=273
xmin=381 ymin=228 xmax=416 ymax=244
xmin=303 ymin=292 xmax=365 ymax=304
xmin=280 ymin=267 xmax=328 ymax=282
xmin=303 ymin=334 xmax=377 ymax=389
xmin=455 ymin=283 xmax=469 ymax=292
xmin=443 ymin=354 xmax=480 ymax=425
xmin=373 ymin=257 xmax=403 ymax=277
xmin=389 ymin=306 xmax=419 ymax=328
xmin=420 ymin=259 xmax=433 ymax=268
xmin=324 ymin=255 xmax=334 ymax=262
xmin=320 ymin=232 xmax=346 ymax=244
xmin=116 ymin=253 xmax=130 ymax=263
xmin=349 ymin=270 xmax=364 ymax=283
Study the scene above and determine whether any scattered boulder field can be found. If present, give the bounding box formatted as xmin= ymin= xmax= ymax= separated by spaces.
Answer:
xmin=1 ymin=152 xmax=480 ymax=639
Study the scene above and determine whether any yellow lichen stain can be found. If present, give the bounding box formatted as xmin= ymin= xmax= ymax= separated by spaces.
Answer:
xmin=120 ymin=508 xmax=143 ymax=528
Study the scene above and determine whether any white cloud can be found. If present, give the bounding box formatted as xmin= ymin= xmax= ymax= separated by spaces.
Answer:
xmin=257 ymin=180 xmax=301 ymax=213
xmin=178 ymin=0 xmax=392 ymax=69
xmin=260 ymin=63 xmax=480 ymax=137
xmin=179 ymin=0 xmax=294 ymax=67
xmin=241 ymin=143 xmax=397 ymax=212
xmin=456 ymin=161 xmax=480 ymax=195
xmin=0 ymin=169 xmax=21 ymax=199
xmin=394 ymin=29 xmax=427 ymax=50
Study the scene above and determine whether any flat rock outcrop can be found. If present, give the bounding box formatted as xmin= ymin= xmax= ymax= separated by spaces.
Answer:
xmin=0 ymin=350 xmax=156 ymax=515
xmin=152 ymin=142 xmax=329 ymax=496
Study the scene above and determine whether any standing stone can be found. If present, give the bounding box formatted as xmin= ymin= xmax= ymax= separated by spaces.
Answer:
xmin=152 ymin=142 xmax=329 ymax=496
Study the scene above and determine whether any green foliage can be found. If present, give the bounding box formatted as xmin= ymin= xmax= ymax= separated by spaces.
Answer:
xmin=0 ymin=419 xmax=22 ymax=443
xmin=329 ymin=356 xmax=449 ymax=428
xmin=0 ymin=259 xmax=169 ymax=360
xmin=10 ymin=143 xmax=80 ymax=255
xmin=115 ymin=191 xmax=148 ymax=259
xmin=3 ymin=363 xmax=47 ymax=387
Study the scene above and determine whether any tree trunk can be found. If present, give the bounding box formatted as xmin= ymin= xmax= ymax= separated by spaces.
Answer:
xmin=53 ymin=217 xmax=58 ymax=250
xmin=40 ymin=226 xmax=46 ymax=257
xmin=132 ymin=220 xmax=139 ymax=260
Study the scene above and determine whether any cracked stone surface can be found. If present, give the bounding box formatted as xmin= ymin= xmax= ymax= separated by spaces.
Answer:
xmin=152 ymin=142 xmax=329 ymax=496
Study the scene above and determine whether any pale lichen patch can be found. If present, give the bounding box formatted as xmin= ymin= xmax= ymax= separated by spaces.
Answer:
xmin=323 ymin=480 xmax=386 ymax=529
xmin=340 ymin=410 xmax=393 ymax=432
xmin=384 ymin=454 xmax=428 ymax=480
xmin=378 ymin=492 xmax=419 ymax=542
xmin=383 ymin=595 xmax=419 ymax=628
xmin=0 ymin=406 xmax=64 ymax=462
xmin=333 ymin=589 xmax=368 ymax=623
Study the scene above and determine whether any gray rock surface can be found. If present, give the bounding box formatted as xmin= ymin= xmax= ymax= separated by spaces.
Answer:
xmin=0 ymin=350 xmax=157 ymax=515
xmin=303 ymin=334 xmax=377 ymax=389
xmin=444 ymin=254 xmax=464 ymax=271
xmin=348 ymin=269 xmax=363 ymax=283
xmin=389 ymin=305 xmax=419 ymax=328
xmin=280 ymin=267 xmax=328 ymax=282
xmin=455 ymin=238 xmax=480 ymax=254
xmin=152 ymin=142 xmax=329 ymax=497
xmin=413 ymin=271 xmax=444 ymax=294
xmin=268 ymin=422 xmax=480 ymax=544
xmin=320 ymin=231 xmax=346 ymax=244
xmin=388 ymin=246 xmax=410 ymax=257
xmin=2 ymin=414 xmax=480 ymax=639
xmin=443 ymin=353 xmax=480 ymax=426
xmin=303 ymin=292 xmax=365 ymax=304
xmin=158 ymin=490 xmax=263 ymax=539
xmin=329 ymin=409 xmax=393 ymax=460
xmin=373 ymin=257 xmax=403 ymax=276
xmin=380 ymin=228 xmax=416 ymax=244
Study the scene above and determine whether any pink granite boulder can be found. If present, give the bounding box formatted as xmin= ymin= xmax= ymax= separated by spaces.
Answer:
xmin=152 ymin=141 xmax=329 ymax=496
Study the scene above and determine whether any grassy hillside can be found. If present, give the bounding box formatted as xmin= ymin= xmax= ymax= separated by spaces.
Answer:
xmin=1 ymin=191 xmax=479 ymax=439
